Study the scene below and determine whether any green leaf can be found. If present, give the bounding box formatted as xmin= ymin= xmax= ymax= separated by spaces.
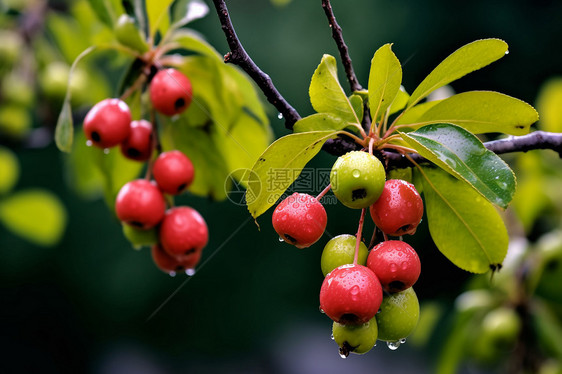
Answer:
xmin=171 ymin=0 xmax=209 ymax=30
xmin=0 ymin=146 xmax=19 ymax=195
xmin=160 ymin=117 xmax=231 ymax=200
xmin=368 ymin=43 xmax=402 ymax=121
xmin=0 ymin=189 xmax=67 ymax=247
xmin=407 ymin=39 xmax=508 ymax=108
xmin=400 ymin=124 xmax=516 ymax=209
xmin=146 ymin=0 xmax=174 ymax=38
xmin=418 ymin=166 xmax=508 ymax=273
xmin=55 ymin=46 xmax=97 ymax=153
xmin=536 ymin=77 xmax=562 ymax=133
xmin=293 ymin=113 xmax=351 ymax=133
xmin=401 ymin=91 xmax=538 ymax=135
xmin=172 ymin=29 xmax=221 ymax=58
xmin=532 ymin=300 xmax=562 ymax=359
xmin=309 ymin=54 xmax=359 ymax=124
xmin=86 ymin=0 xmax=125 ymax=27
xmin=247 ymin=131 xmax=339 ymax=219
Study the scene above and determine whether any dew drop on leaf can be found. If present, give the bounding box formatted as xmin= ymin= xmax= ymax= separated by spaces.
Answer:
xmin=278 ymin=113 xmax=284 ymax=119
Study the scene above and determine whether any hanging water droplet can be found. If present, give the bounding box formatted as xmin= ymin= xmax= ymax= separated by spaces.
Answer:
xmin=319 ymin=306 xmax=325 ymax=314
xmin=505 ymin=50 xmax=510 ymax=55
xmin=169 ymin=271 xmax=177 ymax=277
xmin=352 ymin=169 xmax=361 ymax=178
xmin=330 ymin=333 xmax=334 ymax=340
xmin=86 ymin=140 xmax=93 ymax=147
xmin=400 ymin=338 xmax=407 ymax=344
xmin=386 ymin=341 xmax=401 ymax=350
xmin=186 ymin=268 xmax=196 ymax=276
xmin=103 ymin=148 xmax=110 ymax=154
xmin=338 ymin=351 xmax=348 ymax=359
xmin=278 ymin=236 xmax=285 ymax=242
xmin=277 ymin=112 xmax=284 ymax=119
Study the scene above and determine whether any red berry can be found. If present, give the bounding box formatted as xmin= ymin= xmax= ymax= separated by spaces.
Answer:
xmin=272 ymin=192 xmax=327 ymax=248
xmin=319 ymin=264 xmax=383 ymax=325
xmin=83 ymin=98 xmax=131 ymax=148
xmin=151 ymin=244 xmax=201 ymax=275
xmin=370 ymin=179 xmax=424 ymax=236
xmin=153 ymin=150 xmax=194 ymax=194
xmin=367 ymin=240 xmax=421 ymax=293
xmin=120 ymin=120 xmax=153 ymax=161
xmin=149 ymin=68 xmax=193 ymax=116
xmin=115 ymin=179 xmax=166 ymax=229
xmin=159 ymin=206 xmax=208 ymax=257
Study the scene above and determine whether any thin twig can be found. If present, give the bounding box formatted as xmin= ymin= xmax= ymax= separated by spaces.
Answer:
xmin=321 ymin=0 xmax=362 ymax=93
xmin=211 ymin=0 xmax=301 ymax=129
xmin=321 ymin=0 xmax=372 ymax=132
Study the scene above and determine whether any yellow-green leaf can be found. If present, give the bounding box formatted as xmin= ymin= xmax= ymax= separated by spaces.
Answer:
xmin=407 ymin=39 xmax=508 ymax=108
xmin=309 ymin=54 xmax=359 ymax=124
xmin=0 ymin=189 xmax=67 ymax=247
xmin=402 ymin=91 xmax=538 ymax=135
xmin=419 ymin=167 xmax=508 ymax=273
xmin=146 ymin=0 xmax=174 ymax=38
xmin=247 ymin=131 xmax=339 ymax=219
xmin=368 ymin=43 xmax=402 ymax=121
xmin=293 ymin=113 xmax=351 ymax=133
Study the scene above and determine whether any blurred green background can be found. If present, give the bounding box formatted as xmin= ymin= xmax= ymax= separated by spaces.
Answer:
xmin=2 ymin=0 xmax=562 ymax=373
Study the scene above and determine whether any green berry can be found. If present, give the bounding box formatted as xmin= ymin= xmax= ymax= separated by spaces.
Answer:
xmin=115 ymin=14 xmax=149 ymax=53
xmin=471 ymin=306 xmax=521 ymax=363
xmin=0 ymin=105 xmax=31 ymax=139
xmin=321 ymin=234 xmax=368 ymax=276
xmin=330 ymin=151 xmax=385 ymax=209
xmin=0 ymin=146 xmax=19 ymax=195
xmin=122 ymin=224 xmax=158 ymax=250
xmin=332 ymin=317 xmax=378 ymax=357
xmin=376 ymin=287 xmax=420 ymax=342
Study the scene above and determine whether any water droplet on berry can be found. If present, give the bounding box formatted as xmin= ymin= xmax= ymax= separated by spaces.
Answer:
xmin=400 ymin=338 xmax=407 ymax=344
xmin=278 ymin=236 xmax=285 ymax=242
xmin=319 ymin=306 xmax=325 ymax=314
xmin=401 ymin=261 xmax=408 ymax=270
xmin=352 ymin=169 xmax=361 ymax=178
xmin=185 ymin=268 xmax=196 ymax=276
xmin=278 ymin=112 xmax=283 ymax=119
xmin=169 ymin=271 xmax=177 ymax=277
xmin=330 ymin=333 xmax=334 ymax=340
xmin=505 ymin=50 xmax=510 ymax=55
xmin=86 ymin=140 xmax=93 ymax=147
xmin=306 ymin=214 xmax=313 ymax=220
xmin=292 ymin=203 xmax=299 ymax=209
xmin=390 ymin=263 xmax=398 ymax=272
xmin=350 ymin=285 xmax=360 ymax=295
xmin=282 ymin=215 xmax=287 ymax=221
xmin=338 ymin=351 xmax=348 ymax=359
xmin=103 ymin=148 xmax=110 ymax=154
xmin=387 ymin=341 xmax=401 ymax=350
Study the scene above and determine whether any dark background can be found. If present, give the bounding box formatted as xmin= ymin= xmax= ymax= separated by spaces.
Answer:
xmin=1 ymin=0 xmax=561 ymax=373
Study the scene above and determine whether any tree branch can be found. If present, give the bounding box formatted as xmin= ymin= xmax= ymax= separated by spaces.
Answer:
xmin=378 ymin=131 xmax=562 ymax=169
xmin=324 ymin=131 xmax=562 ymax=166
xmin=321 ymin=0 xmax=362 ymax=93
xmin=211 ymin=0 xmax=301 ymax=129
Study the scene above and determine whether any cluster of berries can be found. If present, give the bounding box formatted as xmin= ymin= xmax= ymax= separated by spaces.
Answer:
xmin=272 ymin=150 xmax=423 ymax=356
xmin=82 ymin=67 xmax=208 ymax=276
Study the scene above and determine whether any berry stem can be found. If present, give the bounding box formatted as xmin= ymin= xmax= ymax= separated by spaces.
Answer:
xmin=316 ymin=184 xmax=332 ymax=201
xmin=144 ymin=109 xmax=162 ymax=180
xmin=368 ymin=226 xmax=379 ymax=249
xmin=353 ymin=208 xmax=366 ymax=265
xmin=119 ymin=71 xmax=147 ymax=101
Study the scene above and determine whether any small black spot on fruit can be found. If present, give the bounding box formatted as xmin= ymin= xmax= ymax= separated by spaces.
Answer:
xmin=351 ymin=188 xmax=367 ymax=201
xmin=175 ymin=98 xmax=186 ymax=110
xmin=91 ymin=131 xmax=101 ymax=142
